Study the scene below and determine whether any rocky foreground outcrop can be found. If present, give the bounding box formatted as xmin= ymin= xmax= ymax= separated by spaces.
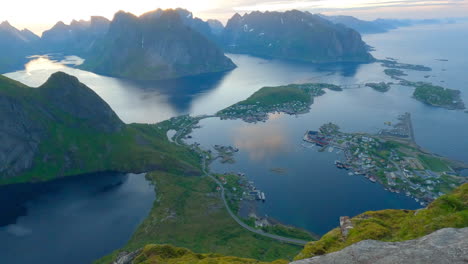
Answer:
xmin=291 ymin=228 xmax=468 ymax=264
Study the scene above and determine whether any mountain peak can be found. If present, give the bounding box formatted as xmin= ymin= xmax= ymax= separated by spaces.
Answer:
xmin=39 ymin=71 xmax=124 ymax=133
xmin=43 ymin=71 xmax=80 ymax=86
xmin=0 ymin=20 xmax=11 ymax=27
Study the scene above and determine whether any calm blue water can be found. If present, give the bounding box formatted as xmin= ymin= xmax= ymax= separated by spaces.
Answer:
xmin=2 ymin=21 xmax=468 ymax=260
xmin=0 ymin=173 xmax=154 ymax=264
xmin=184 ymin=22 xmax=468 ymax=234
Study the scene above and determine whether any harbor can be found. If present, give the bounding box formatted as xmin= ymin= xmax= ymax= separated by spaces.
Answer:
xmin=303 ymin=114 xmax=468 ymax=206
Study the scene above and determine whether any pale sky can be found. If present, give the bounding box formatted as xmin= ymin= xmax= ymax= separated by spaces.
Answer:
xmin=2 ymin=0 xmax=468 ymax=35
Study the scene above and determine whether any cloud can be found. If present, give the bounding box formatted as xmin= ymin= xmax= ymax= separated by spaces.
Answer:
xmin=228 ymin=0 xmax=467 ymax=12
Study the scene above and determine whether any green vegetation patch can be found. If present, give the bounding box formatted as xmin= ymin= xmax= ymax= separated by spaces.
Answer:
xmin=261 ymin=225 xmax=315 ymax=241
xmin=412 ymin=83 xmax=465 ymax=109
xmin=384 ymin=69 xmax=407 ymax=77
xmin=418 ymin=155 xmax=450 ymax=172
xmin=365 ymin=82 xmax=392 ymax=92
xmin=238 ymin=84 xmax=318 ymax=107
xmin=96 ymin=172 xmax=302 ymax=263
xmin=294 ymin=183 xmax=468 ymax=260
xmin=131 ymin=244 xmax=288 ymax=264
xmin=217 ymin=83 xmax=341 ymax=122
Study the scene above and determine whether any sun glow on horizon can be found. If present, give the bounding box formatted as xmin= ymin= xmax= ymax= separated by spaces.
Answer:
xmin=2 ymin=0 xmax=467 ymax=35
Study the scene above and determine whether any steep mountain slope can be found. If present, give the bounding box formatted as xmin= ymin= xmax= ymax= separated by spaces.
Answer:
xmin=81 ymin=9 xmax=235 ymax=80
xmin=40 ymin=16 xmax=110 ymax=55
xmin=175 ymin=8 xmax=218 ymax=42
xmin=0 ymin=72 xmax=200 ymax=184
xmin=0 ymin=21 xmax=38 ymax=73
xmin=223 ymin=10 xmax=373 ymax=63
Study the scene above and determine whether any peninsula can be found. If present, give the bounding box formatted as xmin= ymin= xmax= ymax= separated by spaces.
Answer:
xmin=217 ymin=83 xmax=342 ymax=123
xmin=303 ymin=113 xmax=468 ymax=205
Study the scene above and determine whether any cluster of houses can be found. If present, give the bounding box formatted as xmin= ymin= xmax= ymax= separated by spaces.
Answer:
xmin=218 ymin=100 xmax=310 ymax=123
xmin=305 ymin=124 xmax=463 ymax=206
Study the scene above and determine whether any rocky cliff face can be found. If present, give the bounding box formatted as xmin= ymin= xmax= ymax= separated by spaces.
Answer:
xmin=81 ymin=9 xmax=235 ymax=80
xmin=223 ymin=10 xmax=374 ymax=63
xmin=0 ymin=72 xmax=123 ymax=179
xmin=292 ymin=228 xmax=468 ymax=264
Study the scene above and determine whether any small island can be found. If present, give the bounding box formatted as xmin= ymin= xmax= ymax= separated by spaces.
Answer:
xmin=384 ymin=69 xmax=407 ymax=78
xmin=303 ymin=113 xmax=468 ymax=205
xmin=217 ymin=83 xmax=342 ymax=123
xmin=365 ymin=82 xmax=392 ymax=92
xmin=380 ymin=59 xmax=432 ymax=71
xmin=409 ymin=82 xmax=465 ymax=110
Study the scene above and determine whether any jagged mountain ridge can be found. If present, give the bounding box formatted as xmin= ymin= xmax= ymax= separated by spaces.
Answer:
xmin=80 ymin=9 xmax=236 ymax=80
xmin=222 ymin=10 xmax=374 ymax=63
xmin=40 ymin=16 xmax=111 ymax=55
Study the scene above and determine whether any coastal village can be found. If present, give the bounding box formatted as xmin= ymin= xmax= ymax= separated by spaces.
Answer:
xmin=217 ymin=83 xmax=342 ymax=123
xmin=304 ymin=113 xmax=467 ymax=206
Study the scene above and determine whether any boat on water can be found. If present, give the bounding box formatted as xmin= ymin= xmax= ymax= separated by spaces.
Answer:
xmin=369 ymin=176 xmax=377 ymax=183
xmin=260 ymin=192 xmax=266 ymax=201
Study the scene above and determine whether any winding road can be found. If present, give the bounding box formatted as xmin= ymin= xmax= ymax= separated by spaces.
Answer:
xmin=173 ymin=117 xmax=309 ymax=246
xmin=202 ymin=161 xmax=308 ymax=246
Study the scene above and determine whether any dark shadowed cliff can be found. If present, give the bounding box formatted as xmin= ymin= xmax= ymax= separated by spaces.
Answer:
xmin=81 ymin=9 xmax=235 ymax=80
xmin=223 ymin=10 xmax=374 ymax=63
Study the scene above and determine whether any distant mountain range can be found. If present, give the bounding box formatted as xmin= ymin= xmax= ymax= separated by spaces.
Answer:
xmin=320 ymin=15 xmax=454 ymax=34
xmin=222 ymin=10 xmax=374 ymax=63
xmin=40 ymin=16 xmax=110 ymax=55
xmin=2 ymin=9 xmax=461 ymax=78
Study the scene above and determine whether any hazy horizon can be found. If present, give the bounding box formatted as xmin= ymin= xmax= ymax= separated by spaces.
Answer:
xmin=2 ymin=0 xmax=468 ymax=35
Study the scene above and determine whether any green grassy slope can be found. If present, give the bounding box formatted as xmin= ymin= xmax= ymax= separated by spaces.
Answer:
xmin=128 ymin=244 xmax=288 ymax=264
xmin=96 ymin=172 xmax=302 ymax=263
xmin=294 ymin=183 xmax=468 ymax=260
xmin=0 ymin=73 xmax=200 ymax=184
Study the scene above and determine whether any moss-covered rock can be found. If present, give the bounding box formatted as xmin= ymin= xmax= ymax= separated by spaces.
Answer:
xmin=294 ymin=183 xmax=468 ymax=260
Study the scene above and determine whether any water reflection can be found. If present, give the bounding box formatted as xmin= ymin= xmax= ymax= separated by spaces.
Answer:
xmin=5 ymin=56 xmax=230 ymax=123
xmin=5 ymin=53 xmax=373 ymax=123
xmin=120 ymin=71 xmax=230 ymax=114
xmin=0 ymin=172 xmax=154 ymax=264
xmin=232 ymin=119 xmax=291 ymax=161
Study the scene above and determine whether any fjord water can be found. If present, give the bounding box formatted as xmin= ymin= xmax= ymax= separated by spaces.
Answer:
xmin=2 ymin=21 xmax=468 ymax=259
xmin=0 ymin=173 xmax=154 ymax=264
